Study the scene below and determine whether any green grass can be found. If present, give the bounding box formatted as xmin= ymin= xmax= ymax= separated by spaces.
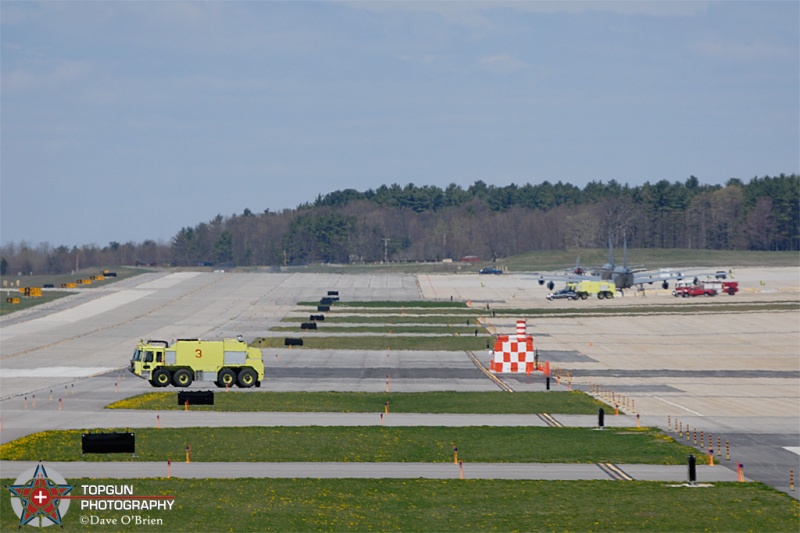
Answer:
xmin=1 ymin=478 xmax=797 ymax=532
xmin=252 ymin=335 xmax=491 ymax=350
xmin=504 ymin=248 xmax=800 ymax=271
xmin=106 ymin=391 xmax=606 ymax=414
xmin=272 ymin=325 xmax=488 ymax=335
xmin=0 ymin=289 xmax=74 ymax=315
xmin=300 ymin=300 xmax=469 ymax=308
xmin=0 ymin=427 xmax=695 ymax=464
xmin=282 ymin=314 xmax=486 ymax=324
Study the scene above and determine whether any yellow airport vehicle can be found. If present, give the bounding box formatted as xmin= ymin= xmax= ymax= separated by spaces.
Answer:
xmin=567 ymin=280 xmax=616 ymax=300
xmin=19 ymin=287 xmax=42 ymax=297
xmin=6 ymin=297 xmax=20 ymax=304
xmin=129 ymin=338 xmax=264 ymax=388
xmin=61 ymin=283 xmax=78 ymax=289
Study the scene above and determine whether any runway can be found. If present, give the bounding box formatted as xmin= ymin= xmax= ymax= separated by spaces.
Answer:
xmin=0 ymin=267 xmax=797 ymax=497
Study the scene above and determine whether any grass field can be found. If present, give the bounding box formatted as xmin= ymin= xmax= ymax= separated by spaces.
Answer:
xmin=2 ymin=477 xmax=797 ymax=532
xmin=252 ymin=335 xmax=491 ymax=350
xmin=105 ymin=391 xmax=606 ymax=414
xmin=286 ymin=301 xmax=800 ymax=321
xmin=272 ymin=325 xmax=489 ymax=335
xmin=268 ymin=248 xmax=800 ymax=274
xmin=0 ymin=426 xmax=699 ymax=464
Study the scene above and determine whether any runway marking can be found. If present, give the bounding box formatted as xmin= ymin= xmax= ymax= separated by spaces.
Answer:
xmin=465 ymin=350 xmax=514 ymax=392
xmin=1 ymin=273 xmax=220 ymax=360
xmin=0 ymin=367 xmax=117 ymax=378
xmin=537 ymin=413 xmax=563 ymax=427
xmin=652 ymin=396 xmax=704 ymax=416
xmin=784 ymin=447 xmax=800 ymax=456
xmin=596 ymin=463 xmax=634 ymax=481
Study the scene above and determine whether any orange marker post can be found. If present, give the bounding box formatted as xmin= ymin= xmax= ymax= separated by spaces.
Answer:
xmin=186 ymin=445 xmax=191 ymax=464
xmin=58 ymin=398 xmax=63 ymax=411
xmin=791 ymin=470 xmax=794 ymax=491
xmin=459 ymin=461 xmax=464 ymax=480
xmin=167 ymin=459 xmax=171 ymax=479
xmin=185 ymin=399 xmax=189 ymax=412
xmin=708 ymin=449 xmax=714 ymax=466
xmin=737 ymin=463 xmax=744 ymax=482
xmin=157 ymin=414 xmax=161 ymax=429
xmin=453 ymin=446 xmax=458 ymax=465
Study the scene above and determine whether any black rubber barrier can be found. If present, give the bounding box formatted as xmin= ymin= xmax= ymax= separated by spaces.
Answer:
xmin=309 ymin=314 xmax=325 ymax=321
xmin=320 ymin=297 xmax=334 ymax=305
xmin=178 ymin=390 xmax=214 ymax=406
xmin=598 ymin=408 xmax=605 ymax=429
xmin=300 ymin=322 xmax=317 ymax=330
xmin=284 ymin=338 xmax=304 ymax=346
xmin=688 ymin=455 xmax=697 ymax=484
xmin=317 ymin=305 xmax=330 ymax=312
xmin=327 ymin=291 xmax=339 ymax=296
xmin=82 ymin=432 xmax=135 ymax=454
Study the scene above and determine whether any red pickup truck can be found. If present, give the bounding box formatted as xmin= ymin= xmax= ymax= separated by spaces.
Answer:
xmin=672 ymin=285 xmax=718 ymax=297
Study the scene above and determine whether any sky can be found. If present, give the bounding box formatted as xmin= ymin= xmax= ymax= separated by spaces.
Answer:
xmin=1 ymin=1 xmax=798 ymax=248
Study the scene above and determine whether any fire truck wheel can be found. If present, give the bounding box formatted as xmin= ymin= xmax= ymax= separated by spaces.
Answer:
xmin=152 ymin=369 xmax=171 ymax=387
xmin=173 ymin=369 xmax=193 ymax=387
xmin=217 ymin=368 xmax=237 ymax=388
xmin=237 ymin=368 xmax=257 ymax=388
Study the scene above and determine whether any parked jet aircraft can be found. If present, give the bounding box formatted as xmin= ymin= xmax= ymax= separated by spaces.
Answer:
xmin=537 ymin=238 xmax=685 ymax=293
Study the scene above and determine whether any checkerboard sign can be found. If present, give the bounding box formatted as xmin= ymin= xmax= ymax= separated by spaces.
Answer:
xmin=489 ymin=320 xmax=535 ymax=373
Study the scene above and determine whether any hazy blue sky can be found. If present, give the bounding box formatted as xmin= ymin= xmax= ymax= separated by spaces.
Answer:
xmin=2 ymin=1 xmax=798 ymax=248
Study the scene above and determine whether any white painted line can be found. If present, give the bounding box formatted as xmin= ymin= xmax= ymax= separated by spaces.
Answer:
xmin=784 ymin=447 xmax=800 ymax=456
xmin=0 ymin=367 xmax=117 ymax=378
xmin=652 ymin=396 xmax=704 ymax=416
xmin=1 ymin=290 xmax=154 ymax=340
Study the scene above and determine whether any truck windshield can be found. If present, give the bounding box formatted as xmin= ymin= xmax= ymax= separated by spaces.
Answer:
xmin=131 ymin=349 xmax=142 ymax=362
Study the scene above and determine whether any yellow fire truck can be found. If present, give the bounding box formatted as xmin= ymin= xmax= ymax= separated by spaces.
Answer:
xmin=567 ymin=280 xmax=616 ymax=300
xmin=129 ymin=338 xmax=264 ymax=388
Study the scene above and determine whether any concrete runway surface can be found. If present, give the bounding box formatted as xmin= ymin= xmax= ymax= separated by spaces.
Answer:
xmin=0 ymin=267 xmax=797 ymax=497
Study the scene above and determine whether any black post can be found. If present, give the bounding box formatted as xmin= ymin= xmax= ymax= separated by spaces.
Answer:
xmin=546 ymin=377 xmax=550 ymax=390
xmin=598 ymin=408 xmax=605 ymax=429
xmin=688 ymin=455 xmax=697 ymax=485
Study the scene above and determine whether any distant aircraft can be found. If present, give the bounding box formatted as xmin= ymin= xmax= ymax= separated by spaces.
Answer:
xmin=537 ymin=237 xmax=685 ymax=293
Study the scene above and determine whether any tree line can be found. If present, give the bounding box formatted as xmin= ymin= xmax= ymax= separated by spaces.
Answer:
xmin=2 ymin=174 xmax=798 ymax=275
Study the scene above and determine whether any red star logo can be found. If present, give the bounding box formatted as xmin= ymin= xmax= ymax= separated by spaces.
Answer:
xmin=8 ymin=464 xmax=72 ymax=526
